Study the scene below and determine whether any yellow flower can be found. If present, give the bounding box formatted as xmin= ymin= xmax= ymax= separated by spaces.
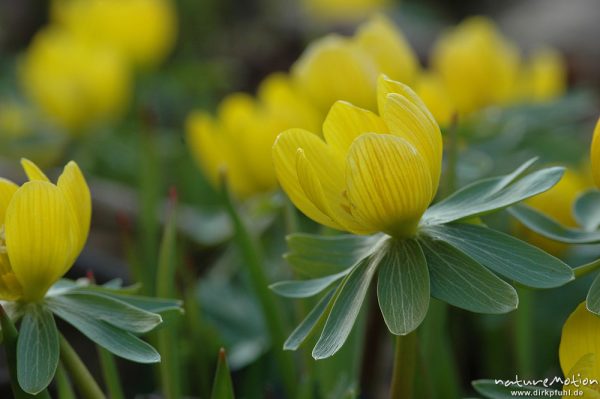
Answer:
xmin=559 ymin=302 xmax=600 ymax=398
xmin=52 ymin=0 xmax=177 ymax=68
xmin=413 ymin=73 xmax=455 ymax=127
xmin=301 ymin=0 xmax=389 ymax=23
xmin=517 ymin=169 xmax=588 ymax=256
xmin=590 ymin=118 xmax=600 ymax=188
xmin=518 ymin=47 xmax=567 ymax=102
xmin=272 ymin=75 xmax=441 ymax=237
xmin=431 ymin=16 xmax=520 ymax=115
xmin=0 ymin=159 xmax=91 ymax=302
xmin=20 ymin=27 xmax=131 ymax=133
xmin=292 ymin=14 xmax=419 ymax=113
xmin=186 ymin=73 xmax=321 ymax=198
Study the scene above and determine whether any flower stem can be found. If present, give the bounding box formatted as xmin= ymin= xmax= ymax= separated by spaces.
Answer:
xmin=59 ymin=335 xmax=106 ymax=399
xmin=574 ymin=258 xmax=600 ymax=278
xmin=514 ymin=286 xmax=534 ymax=377
xmin=97 ymin=347 xmax=125 ymax=399
xmin=390 ymin=331 xmax=417 ymax=399
xmin=220 ymin=177 xmax=296 ymax=397
xmin=56 ymin=363 xmax=76 ymax=399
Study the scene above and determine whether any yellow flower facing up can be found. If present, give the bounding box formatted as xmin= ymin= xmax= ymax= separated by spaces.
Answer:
xmin=292 ymin=14 xmax=419 ymax=113
xmin=590 ymin=118 xmax=600 ymax=188
xmin=0 ymin=159 xmax=91 ymax=302
xmin=52 ymin=0 xmax=177 ymax=68
xmin=518 ymin=47 xmax=567 ymax=102
xmin=516 ymin=169 xmax=588 ymax=256
xmin=272 ymin=75 xmax=442 ymax=238
xmin=431 ymin=16 xmax=521 ymax=115
xmin=186 ymin=73 xmax=321 ymax=198
xmin=559 ymin=303 xmax=600 ymax=398
xmin=20 ymin=27 xmax=131 ymax=133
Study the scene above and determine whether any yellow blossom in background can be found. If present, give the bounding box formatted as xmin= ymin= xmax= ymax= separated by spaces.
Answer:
xmin=292 ymin=14 xmax=419 ymax=113
xmin=559 ymin=303 xmax=600 ymax=398
xmin=272 ymin=75 xmax=441 ymax=237
xmin=0 ymin=159 xmax=91 ymax=301
xmin=590 ymin=118 xmax=600 ymax=188
xmin=20 ymin=27 xmax=131 ymax=133
xmin=301 ymin=0 xmax=389 ymax=24
xmin=186 ymin=73 xmax=321 ymax=198
xmin=518 ymin=47 xmax=567 ymax=102
xmin=431 ymin=16 xmax=521 ymax=115
xmin=0 ymin=100 xmax=29 ymax=138
xmin=516 ymin=169 xmax=588 ymax=256
xmin=52 ymin=0 xmax=177 ymax=68
xmin=413 ymin=73 xmax=455 ymax=127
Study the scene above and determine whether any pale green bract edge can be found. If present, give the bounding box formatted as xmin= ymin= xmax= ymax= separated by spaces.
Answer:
xmin=574 ymin=189 xmax=600 ymax=232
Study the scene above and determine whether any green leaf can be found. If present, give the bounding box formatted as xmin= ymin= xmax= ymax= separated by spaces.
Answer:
xmin=422 ymin=224 xmax=573 ymax=288
xmin=419 ymin=237 xmax=518 ymax=314
xmin=17 ymin=305 xmax=59 ymax=394
xmin=270 ymin=269 xmax=350 ymax=298
xmin=422 ymin=165 xmax=564 ymax=225
xmin=574 ymin=190 xmax=600 ymax=231
xmin=286 ymin=233 xmax=380 ymax=278
xmin=211 ymin=348 xmax=235 ymax=399
xmin=284 ymin=288 xmax=337 ymax=351
xmin=586 ymin=272 xmax=600 ymax=315
xmin=509 ymin=204 xmax=600 ymax=244
xmin=71 ymin=287 xmax=182 ymax=314
xmin=0 ymin=306 xmax=51 ymax=399
xmin=48 ymin=291 xmax=162 ymax=333
xmin=312 ymin=252 xmax=379 ymax=359
xmin=46 ymin=297 xmax=160 ymax=363
xmin=472 ymin=379 xmax=559 ymax=398
xmin=377 ymin=239 xmax=429 ymax=335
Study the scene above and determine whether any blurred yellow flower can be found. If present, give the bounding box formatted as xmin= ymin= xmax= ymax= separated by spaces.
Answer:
xmin=301 ymin=0 xmax=389 ymax=23
xmin=52 ymin=0 xmax=177 ymax=67
xmin=20 ymin=27 xmax=131 ymax=133
xmin=272 ymin=75 xmax=441 ymax=237
xmin=292 ymin=14 xmax=419 ymax=113
xmin=559 ymin=302 xmax=600 ymax=398
xmin=518 ymin=47 xmax=567 ymax=102
xmin=0 ymin=101 xmax=29 ymax=138
xmin=413 ymin=73 xmax=455 ymax=127
xmin=590 ymin=118 xmax=600 ymax=188
xmin=431 ymin=16 xmax=520 ymax=115
xmin=517 ymin=169 xmax=588 ymax=256
xmin=186 ymin=73 xmax=321 ymax=198
xmin=0 ymin=159 xmax=91 ymax=302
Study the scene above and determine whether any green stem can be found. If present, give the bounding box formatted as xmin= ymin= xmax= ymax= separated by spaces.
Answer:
xmin=59 ymin=335 xmax=105 ymax=399
xmin=390 ymin=332 xmax=417 ymax=399
xmin=444 ymin=121 xmax=459 ymax=197
xmin=221 ymin=179 xmax=296 ymax=397
xmin=97 ymin=347 xmax=125 ymax=399
xmin=515 ymin=286 xmax=534 ymax=377
xmin=0 ymin=305 xmax=51 ymax=399
xmin=56 ymin=363 xmax=76 ymax=399
xmin=574 ymin=258 xmax=600 ymax=278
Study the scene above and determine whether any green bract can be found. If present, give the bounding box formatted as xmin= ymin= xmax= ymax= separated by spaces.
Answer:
xmin=0 ymin=278 xmax=182 ymax=394
xmin=271 ymin=159 xmax=574 ymax=359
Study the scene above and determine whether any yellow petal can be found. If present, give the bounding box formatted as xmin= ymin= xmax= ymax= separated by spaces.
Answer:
xmin=273 ymin=128 xmax=344 ymax=230
xmin=57 ymin=161 xmax=91 ymax=261
xmin=346 ymin=133 xmax=433 ymax=237
xmin=559 ymin=302 xmax=600 ymax=383
xmin=354 ymin=14 xmax=419 ymax=84
xmin=5 ymin=181 xmax=75 ymax=300
xmin=0 ymin=178 xmax=18 ymax=225
xmin=292 ymin=35 xmax=378 ymax=112
xmin=414 ymin=73 xmax=455 ymax=127
xmin=21 ymin=158 xmax=50 ymax=182
xmin=562 ymin=354 xmax=600 ymax=399
xmin=323 ymin=101 xmax=388 ymax=156
xmin=382 ymin=92 xmax=442 ymax=197
xmin=591 ymin=118 xmax=600 ymax=189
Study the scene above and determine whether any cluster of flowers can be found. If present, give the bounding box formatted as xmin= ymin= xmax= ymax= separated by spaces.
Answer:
xmin=14 ymin=0 xmax=177 ymax=134
xmin=187 ymin=14 xmax=567 ymax=200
